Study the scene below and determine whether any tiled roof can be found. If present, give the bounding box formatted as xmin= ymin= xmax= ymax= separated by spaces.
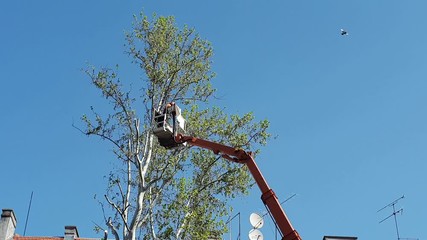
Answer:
xmin=14 ymin=237 xmax=98 ymax=240
xmin=14 ymin=237 xmax=62 ymax=240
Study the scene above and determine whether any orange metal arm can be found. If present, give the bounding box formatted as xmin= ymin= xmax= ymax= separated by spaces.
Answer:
xmin=175 ymin=134 xmax=302 ymax=240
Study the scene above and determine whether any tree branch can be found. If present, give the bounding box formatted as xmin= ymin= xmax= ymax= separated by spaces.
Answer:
xmin=104 ymin=195 xmax=131 ymax=233
xmin=106 ymin=217 xmax=120 ymax=240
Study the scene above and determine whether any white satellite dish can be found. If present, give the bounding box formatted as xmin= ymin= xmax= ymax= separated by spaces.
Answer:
xmin=248 ymin=229 xmax=264 ymax=240
xmin=249 ymin=212 xmax=264 ymax=229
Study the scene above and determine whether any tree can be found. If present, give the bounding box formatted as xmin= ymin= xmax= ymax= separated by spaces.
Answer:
xmin=79 ymin=13 xmax=270 ymax=240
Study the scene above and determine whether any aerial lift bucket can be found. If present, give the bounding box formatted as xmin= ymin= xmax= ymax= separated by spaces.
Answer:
xmin=152 ymin=103 xmax=186 ymax=149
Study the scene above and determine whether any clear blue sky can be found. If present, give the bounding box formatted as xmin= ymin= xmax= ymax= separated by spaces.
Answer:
xmin=1 ymin=1 xmax=426 ymax=240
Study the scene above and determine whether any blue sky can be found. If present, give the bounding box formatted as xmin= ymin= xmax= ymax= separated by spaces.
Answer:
xmin=1 ymin=1 xmax=426 ymax=240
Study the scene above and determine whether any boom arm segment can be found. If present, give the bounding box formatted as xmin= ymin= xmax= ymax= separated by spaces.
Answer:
xmin=153 ymin=103 xmax=301 ymax=240
xmin=175 ymin=134 xmax=302 ymax=240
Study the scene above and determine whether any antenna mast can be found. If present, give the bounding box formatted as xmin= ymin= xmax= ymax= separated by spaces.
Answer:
xmin=377 ymin=195 xmax=413 ymax=240
xmin=225 ymin=212 xmax=241 ymax=240
xmin=23 ymin=191 xmax=34 ymax=236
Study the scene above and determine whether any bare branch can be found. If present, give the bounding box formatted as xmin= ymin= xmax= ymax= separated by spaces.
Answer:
xmin=104 ymin=195 xmax=131 ymax=233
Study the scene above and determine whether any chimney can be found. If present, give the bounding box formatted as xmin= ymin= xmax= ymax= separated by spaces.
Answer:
xmin=64 ymin=226 xmax=79 ymax=240
xmin=0 ymin=209 xmax=17 ymax=240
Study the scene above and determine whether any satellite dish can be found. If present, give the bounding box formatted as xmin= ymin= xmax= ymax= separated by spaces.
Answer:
xmin=249 ymin=212 xmax=264 ymax=229
xmin=248 ymin=229 xmax=264 ymax=240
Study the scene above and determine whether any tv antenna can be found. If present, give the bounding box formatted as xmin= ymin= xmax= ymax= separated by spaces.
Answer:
xmin=378 ymin=195 xmax=404 ymax=240
xmin=377 ymin=195 xmax=418 ymax=240
xmin=225 ymin=212 xmax=241 ymax=240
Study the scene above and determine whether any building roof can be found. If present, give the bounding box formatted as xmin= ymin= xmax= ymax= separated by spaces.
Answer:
xmin=14 ymin=237 xmax=62 ymax=240
xmin=14 ymin=237 xmax=96 ymax=240
xmin=323 ymin=236 xmax=358 ymax=240
xmin=1 ymin=209 xmax=103 ymax=240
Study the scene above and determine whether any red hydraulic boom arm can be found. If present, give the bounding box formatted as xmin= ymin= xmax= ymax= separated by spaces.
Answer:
xmin=154 ymin=102 xmax=302 ymax=240
xmin=175 ymin=134 xmax=302 ymax=240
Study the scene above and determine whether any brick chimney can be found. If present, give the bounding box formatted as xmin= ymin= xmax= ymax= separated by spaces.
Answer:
xmin=64 ymin=226 xmax=79 ymax=240
xmin=0 ymin=209 xmax=17 ymax=240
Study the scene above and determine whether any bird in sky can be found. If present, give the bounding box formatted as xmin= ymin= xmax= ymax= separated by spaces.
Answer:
xmin=341 ymin=28 xmax=348 ymax=36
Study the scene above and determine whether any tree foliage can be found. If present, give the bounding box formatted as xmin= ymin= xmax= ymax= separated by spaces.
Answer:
xmin=80 ymin=13 xmax=270 ymax=240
